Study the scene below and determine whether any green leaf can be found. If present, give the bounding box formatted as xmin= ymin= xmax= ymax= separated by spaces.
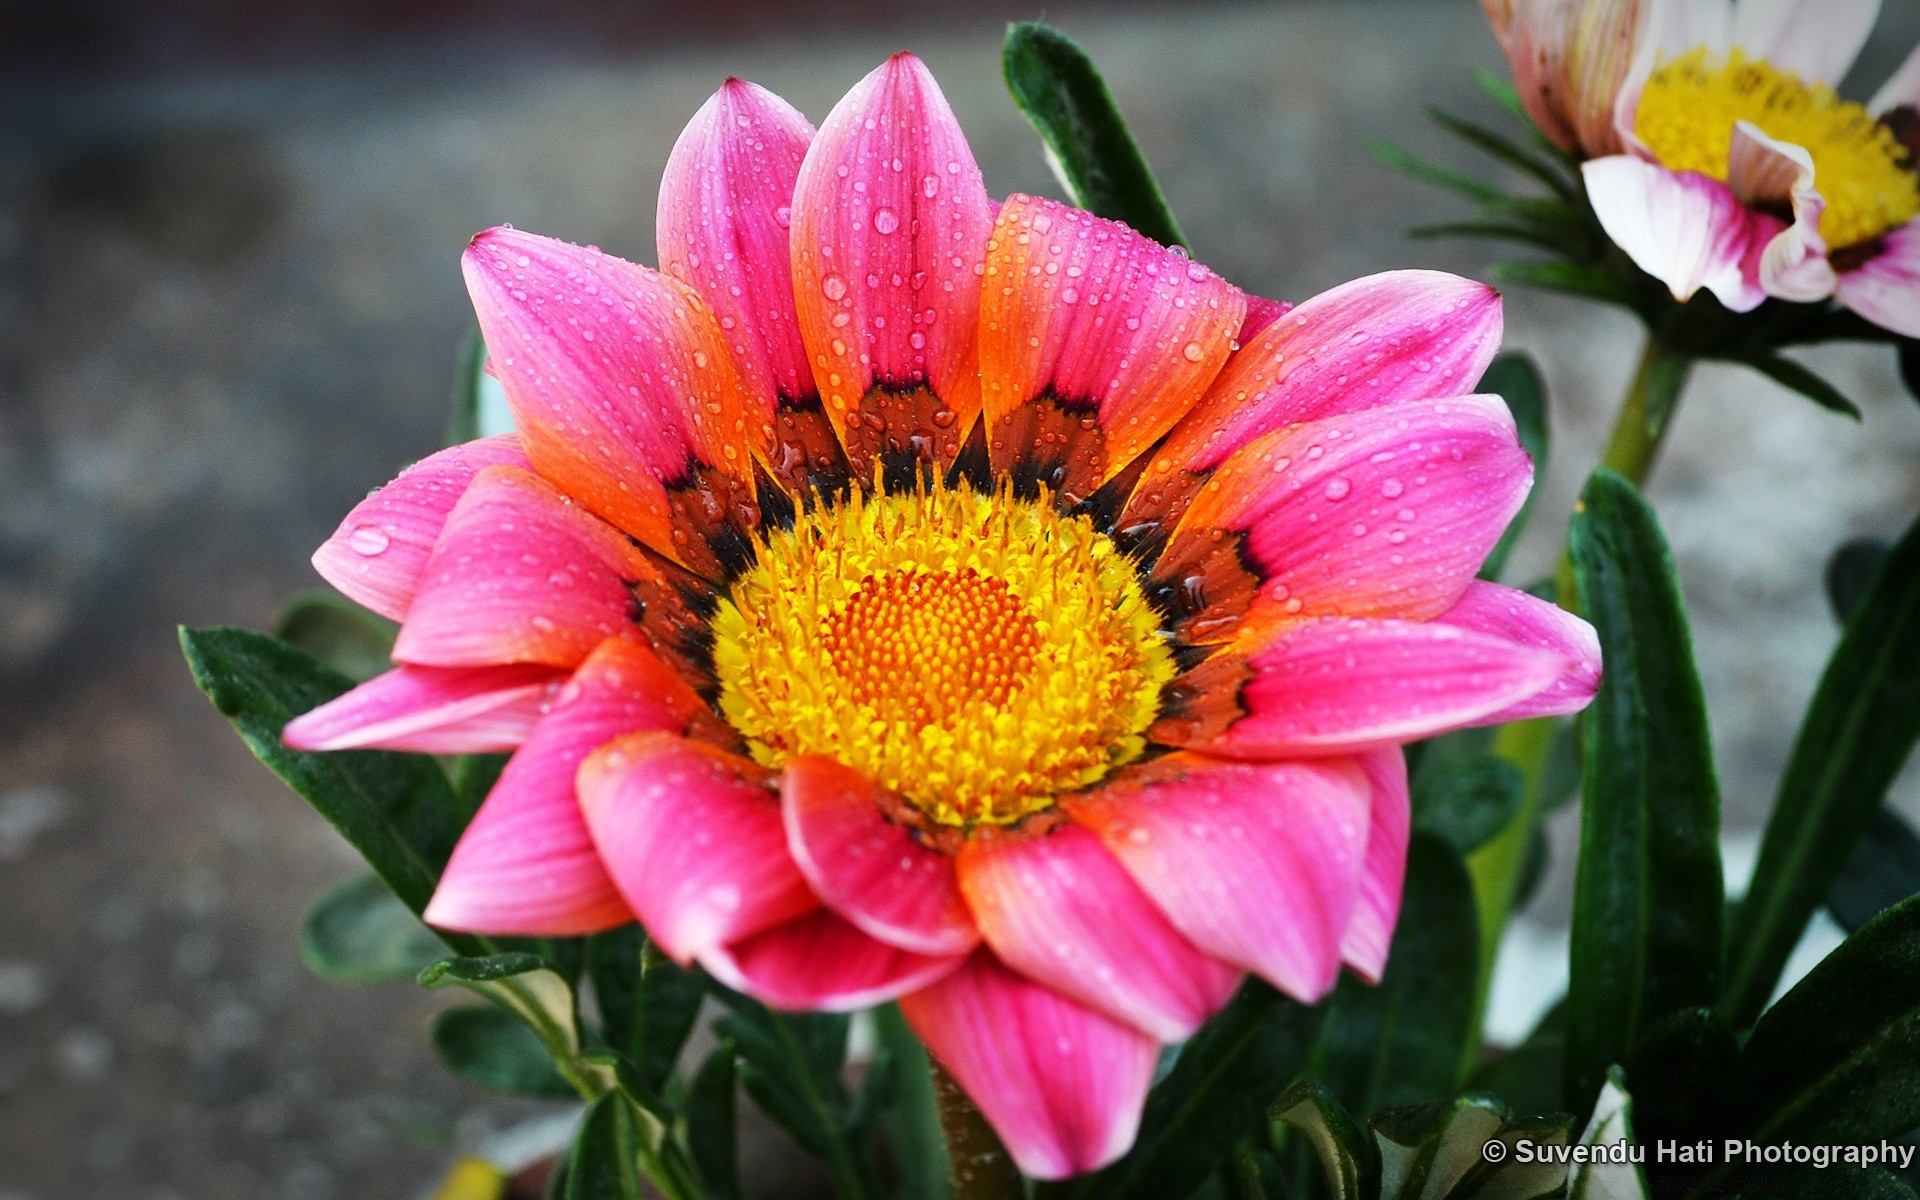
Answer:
xmin=272 ymin=592 xmax=396 ymax=682
xmin=1716 ymin=1164 xmax=1917 ymax=1200
xmin=872 ymin=1003 xmax=953 ymax=1200
xmin=447 ymin=324 xmax=516 ymax=444
xmin=1425 ymin=107 xmax=1577 ymax=200
xmin=1731 ymin=352 xmax=1862 ymax=419
xmin=1054 ymin=979 xmax=1323 ymax=1200
xmin=1001 ymin=22 xmax=1186 ymax=247
xmin=432 ymin=1004 xmax=575 ymax=1099
xmin=180 ymin=627 xmax=481 ymax=942
xmin=1470 ymin=1003 xmax=1565 ymax=1121
xmin=1619 ymin=1007 xmax=1737 ymax=1146
xmin=1828 ymin=537 xmax=1892 ymax=624
xmin=589 ymin=926 xmax=705 ymax=1099
xmin=1567 ymin=1071 xmax=1648 ymax=1200
xmin=421 ymin=952 xmax=601 ymax=1093
xmin=1270 ymin=1082 xmax=1378 ymax=1200
xmin=1370 ymin=1094 xmax=1569 ymax=1200
xmin=1477 ymin=353 xmax=1550 ymax=582
xmin=679 ymin=1043 xmax=741 ymax=1200
xmin=1493 ymin=260 xmax=1636 ymax=308
xmin=1564 ymin=470 xmax=1724 ymax=1108
xmin=565 ymin=1093 xmax=649 ymax=1200
xmin=1370 ymin=139 xmax=1508 ymax=204
xmin=1408 ymin=221 xmax=1570 ymax=253
xmin=1722 ymin=506 xmax=1920 ymax=1026
xmin=1311 ymin=835 xmax=1480 ymax=1116
xmin=1831 ymin=808 xmax=1920 ymax=933
xmin=1414 ymin=760 xmax=1524 ymax=856
xmin=299 ymin=872 xmax=447 ymax=984
xmin=1737 ymin=894 xmax=1920 ymax=1145
xmin=1470 ymin=68 xmax=1530 ymax=122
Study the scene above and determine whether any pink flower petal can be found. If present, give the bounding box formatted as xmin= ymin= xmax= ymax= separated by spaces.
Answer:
xmin=1150 ymin=395 xmax=1532 ymax=645
xmin=1732 ymin=0 xmax=1875 ymax=85
xmin=1341 ymin=748 xmax=1411 ymax=983
xmin=1155 ymin=616 xmax=1571 ymax=758
xmin=657 ymin=80 xmax=849 ymax=498
xmin=392 ymin=467 xmax=660 ymax=669
xmin=900 ymin=951 xmax=1158 ymax=1180
xmin=956 ymin=823 xmax=1242 ymax=1042
xmin=578 ymin=730 xmax=819 ymax=964
xmin=1125 ymin=271 xmax=1502 ymax=541
xmin=789 ymin=53 xmax=995 ymax=475
xmin=1432 ymin=580 xmax=1603 ymax=724
xmin=423 ymin=638 xmax=716 ymax=936
xmin=1237 ymin=294 xmax=1294 ymax=343
xmin=462 ymin=228 xmax=767 ymax=578
xmin=311 ymin=434 xmax=528 ymax=621
xmin=282 ymin=662 xmax=565 ymax=754
xmin=1835 ymin=221 xmax=1920 ymax=339
xmin=701 ymin=907 xmax=963 ymax=1012
xmin=1061 ymin=755 xmax=1372 ymax=1003
xmin=1492 ymin=0 xmax=1647 ymax=157
xmin=1728 ymin=123 xmax=1839 ymax=304
xmin=1582 ymin=156 xmax=1772 ymax=312
xmin=978 ymin=194 xmax=1245 ymax=505
xmin=780 ymin=756 xmax=979 ymax=956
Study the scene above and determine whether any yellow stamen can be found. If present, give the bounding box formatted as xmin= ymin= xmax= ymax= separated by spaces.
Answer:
xmin=1636 ymin=48 xmax=1919 ymax=250
xmin=712 ymin=483 xmax=1174 ymax=829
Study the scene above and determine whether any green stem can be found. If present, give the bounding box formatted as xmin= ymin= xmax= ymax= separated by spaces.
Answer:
xmin=1465 ymin=329 xmax=1694 ymax=1065
xmin=931 ymin=1062 xmax=1025 ymax=1200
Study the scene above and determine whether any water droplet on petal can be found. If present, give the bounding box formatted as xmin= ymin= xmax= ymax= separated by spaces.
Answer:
xmin=347 ymin=526 xmax=390 ymax=555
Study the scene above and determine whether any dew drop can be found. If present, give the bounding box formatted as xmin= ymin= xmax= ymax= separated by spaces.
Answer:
xmin=1323 ymin=477 xmax=1351 ymax=501
xmin=347 ymin=525 xmax=390 ymax=555
xmin=821 ymin=274 xmax=848 ymax=301
xmin=1181 ymin=341 xmax=1205 ymax=362
xmin=873 ymin=208 xmax=899 ymax=235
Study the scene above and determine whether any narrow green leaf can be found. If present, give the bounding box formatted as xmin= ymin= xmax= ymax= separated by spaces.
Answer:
xmin=872 ymin=1003 xmax=953 ymax=1200
xmin=1311 ymin=835 xmax=1480 ymax=1115
xmin=680 ymin=1043 xmax=741 ymax=1200
xmin=1056 ymin=979 xmax=1322 ymax=1200
xmin=1619 ymin=1007 xmax=1737 ymax=1147
xmin=566 ymin=1093 xmax=649 ymax=1200
xmin=1831 ymin=808 xmax=1920 ymax=933
xmin=421 ymin=952 xmax=596 ymax=1093
xmin=1478 ymin=353 xmax=1550 ymax=582
xmin=1493 ymin=260 xmax=1635 ymax=307
xmin=447 ymin=324 xmax=516 ymax=444
xmin=180 ymin=627 xmax=481 ymax=944
xmin=1732 ymin=352 xmax=1862 ymax=419
xmin=1738 ymin=895 xmax=1920 ymax=1144
xmin=1369 ymin=138 xmax=1508 ymax=204
xmin=589 ymin=926 xmax=705 ymax=1098
xmin=432 ymin=1004 xmax=575 ymax=1099
xmin=1565 ymin=470 xmax=1724 ymax=1108
xmin=1270 ymin=1082 xmax=1377 ymax=1200
xmin=1002 ymin=22 xmax=1185 ymax=246
xmin=272 ymin=592 xmax=396 ymax=682
xmin=1425 ymin=106 xmax=1577 ymax=200
xmin=1414 ymin=760 xmax=1524 ymax=856
xmin=1470 ymin=1003 xmax=1564 ymax=1121
xmin=1408 ymin=221 xmax=1568 ymax=252
xmin=1723 ymin=506 xmax=1920 ymax=1026
xmin=1716 ymin=1165 xmax=1917 ymax=1199
xmin=1827 ymin=537 xmax=1892 ymax=624
xmin=1567 ymin=1071 xmax=1648 ymax=1200
xmin=299 ymin=873 xmax=446 ymax=984
xmin=1470 ymin=68 xmax=1530 ymax=122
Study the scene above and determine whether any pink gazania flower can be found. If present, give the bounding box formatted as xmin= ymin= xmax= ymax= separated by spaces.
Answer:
xmin=1482 ymin=0 xmax=1649 ymax=160
xmin=284 ymin=55 xmax=1600 ymax=1177
xmin=1576 ymin=0 xmax=1920 ymax=333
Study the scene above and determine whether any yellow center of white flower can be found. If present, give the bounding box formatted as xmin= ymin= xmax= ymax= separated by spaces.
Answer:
xmin=711 ymin=483 xmax=1174 ymax=829
xmin=1636 ymin=47 xmax=1920 ymax=250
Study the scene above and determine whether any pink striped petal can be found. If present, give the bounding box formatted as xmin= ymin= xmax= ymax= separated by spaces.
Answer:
xmin=701 ymin=907 xmax=963 ymax=1012
xmin=900 ymin=952 xmax=1158 ymax=1180
xmin=957 ymin=824 xmax=1242 ymax=1042
xmin=1835 ymin=221 xmax=1920 ymax=338
xmin=311 ymin=434 xmax=528 ymax=621
xmin=462 ymin=228 xmax=766 ymax=577
xmin=1158 ymin=617 xmax=1572 ymax=758
xmin=423 ymin=638 xmax=715 ymax=936
xmin=1341 ymin=748 xmax=1412 ymax=983
xmin=578 ymin=730 xmax=817 ymax=963
xmin=282 ymin=662 xmax=565 ymax=753
xmin=1492 ymin=0 xmax=1647 ymax=158
xmin=978 ymin=194 xmax=1245 ymax=504
xmin=789 ymin=53 xmax=995 ymax=474
xmin=1062 ymin=755 xmax=1372 ymax=1004
xmin=1125 ymin=272 xmax=1502 ymax=541
xmin=1583 ymin=156 xmax=1773 ymax=311
xmin=1732 ymin=0 xmax=1875 ymax=85
xmin=781 ymin=756 xmax=978 ymax=956
xmin=1151 ymin=395 xmax=1532 ymax=645
xmin=1237 ymin=294 xmax=1294 ymax=343
xmin=1433 ymin=580 xmax=1603 ymax=724
xmin=392 ymin=467 xmax=657 ymax=669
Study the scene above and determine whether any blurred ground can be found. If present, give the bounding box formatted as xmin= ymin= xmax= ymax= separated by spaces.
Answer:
xmin=3 ymin=1 xmax=1920 ymax=1197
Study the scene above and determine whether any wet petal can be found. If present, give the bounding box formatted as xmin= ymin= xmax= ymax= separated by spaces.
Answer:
xmin=1342 ymin=747 xmax=1412 ymax=983
xmin=282 ymin=662 xmax=565 ymax=753
xmin=1432 ymin=580 xmax=1603 ymax=724
xmin=702 ymin=907 xmax=963 ymax=1011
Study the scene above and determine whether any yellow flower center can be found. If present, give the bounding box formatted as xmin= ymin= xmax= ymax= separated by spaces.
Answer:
xmin=711 ymin=483 xmax=1175 ymax=829
xmin=1636 ymin=48 xmax=1920 ymax=250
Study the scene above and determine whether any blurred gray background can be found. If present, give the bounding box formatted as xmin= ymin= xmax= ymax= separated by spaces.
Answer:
xmin=4 ymin=1 xmax=1920 ymax=1196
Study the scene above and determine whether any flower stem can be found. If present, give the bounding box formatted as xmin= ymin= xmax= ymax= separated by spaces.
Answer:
xmin=1464 ymin=329 xmax=1693 ymax=1064
xmin=931 ymin=1061 xmax=1024 ymax=1200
